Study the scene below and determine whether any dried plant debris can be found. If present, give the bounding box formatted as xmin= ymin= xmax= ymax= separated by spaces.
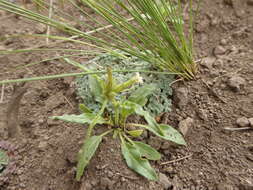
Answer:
xmin=76 ymin=52 xmax=174 ymax=116
xmin=0 ymin=141 xmax=18 ymax=187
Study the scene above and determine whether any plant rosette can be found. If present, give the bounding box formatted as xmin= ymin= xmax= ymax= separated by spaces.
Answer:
xmin=52 ymin=68 xmax=186 ymax=181
xmin=76 ymin=51 xmax=174 ymax=116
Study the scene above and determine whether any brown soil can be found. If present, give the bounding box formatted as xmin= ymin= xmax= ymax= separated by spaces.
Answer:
xmin=0 ymin=0 xmax=253 ymax=189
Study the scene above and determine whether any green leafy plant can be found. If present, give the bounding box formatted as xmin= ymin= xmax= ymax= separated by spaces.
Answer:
xmin=76 ymin=51 xmax=174 ymax=116
xmin=0 ymin=150 xmax=9 ymax=174
xmin=52 ymin=68 xmax=186 ymax=181
xmin=0 ymin=0 xmax=200 ymax=86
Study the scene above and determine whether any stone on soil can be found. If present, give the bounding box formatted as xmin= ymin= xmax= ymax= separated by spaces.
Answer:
xmin=214 ymin=45 xmax=226 ymax=56
xmin=35 ymin=23 xmax=46 ymax=34
xmin=201 ymin=57 xmax=216 ymax=70
xmin=45 ymin=92 xmax=64 ymax=111
xmin=159 ymin=173 xmax=172 ymax=189
xmin=227 ymin=76 xmax=246 ymax=92
xmin=236 ymin=117 xmax=249 ymax=127
xmin=173 ymin=87 xmax=189 ymax=109
xmin=248 ymin=118 xmax=253 ymax=128
xmin=100 ymin=177 xmax=114 ymax=189
xmin=220 ymin=39 xmax=228 ymax=46
xmin=178 ymin=117 xmax=194 ymax=136
xmin=38 ymin=141 xmax=48 ymax=150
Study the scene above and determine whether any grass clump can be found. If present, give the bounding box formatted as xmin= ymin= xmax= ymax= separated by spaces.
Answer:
xmin=0 ymin=0 xmax=199 ymax=83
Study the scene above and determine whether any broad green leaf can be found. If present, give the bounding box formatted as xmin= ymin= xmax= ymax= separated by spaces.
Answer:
xmin=159 ymin=124 xmax=186 ymax=145
xmin=133 ymin=141 xmax=161 ymax=161
xmin=139 ymin=124 xmax=186 ymax=146
xmin=132 ymin=102 xmax=164 ymax=136
xmin=88 ymin=75 xmax=104 ymax=103
xmin=127 ymin=129 xmax=143 ymax=137
xmin=0 ymin=150 xmax=8 ymax=172
xmin=125 ymin=102 xmax=185 ymax=145
xmin=51 ymin=113 xmax=107 ymax=124
xmin=121 ymin=141 xmax=158 ymax=181
xmin=76 ymin=135 xmax=102 ymax=181
xmin=79 ymin=104 xmax=92 ymax=113
xmin=128 ymin=84 xmax=157 ymax=106
xmin=120 ymin=101 xmax=136 ymax=121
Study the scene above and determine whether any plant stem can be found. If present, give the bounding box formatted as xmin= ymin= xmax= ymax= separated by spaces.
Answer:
xmin=112 ymin=100 xmax=120 ymax=126
xmin=46 ymin=0 xmax=53 ymax=44
xmin=100 ymin=129 xmax=113 ymax=137
xmin=119 ymin=132 xmax=125 ymax=144
xmin=86 ymin=100 xmax=108 ymax=139
xmin=123 ymin=133 xmax=134 ymax=145
xmin=0 ymin=70 xmax=178 ymax=85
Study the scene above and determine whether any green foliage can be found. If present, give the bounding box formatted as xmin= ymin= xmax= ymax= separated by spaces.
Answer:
xmin=132 ymin=141 xmax=161 ymax=161
xmin=0 ymin=0 xmax=198 ymax=85
xmin=53 ymin=69 xmax=185 ymax=181
xmin=121 ymin=140 xmax=158 ymax=181
xmin=0 ymin=150 xmax=8 ymax=173
xmin=76 ymin=135 xmax=102 ymax=181
xmin=76 ymin=52 xmax=174 ymax=116
xmin=51 ymin=113 xmax=107 ymax=124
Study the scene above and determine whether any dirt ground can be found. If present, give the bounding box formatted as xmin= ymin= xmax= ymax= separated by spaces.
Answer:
xmin=0 ymin=0 xmax=253 ymax=189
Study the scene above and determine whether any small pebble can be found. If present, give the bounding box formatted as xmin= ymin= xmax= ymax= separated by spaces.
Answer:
xmin=178 ymin=117 xmax=194 ymax=136
xmin=38 ymin=119 xmax=44 ymax=124
xmin=220 ymin=39 xmax=227 ymax=46
xmin=159 ymin=173 xmax=172 ymax=189
xmin=211 ymin=17 xmax=219 ymax=26
xmin=38 ymin=141 xmax=48 ymax=150
xmin=173 ymin=87 xmax=189 ymax=109
xmin=100 ymin=177 xmax=114 ymax=189
xmin=201 ymin=57 xmax=216 ymax=70
xmin=236 ymin=117 xmax=249 ymax=127
xmin=35 ymin=23 xmax=46 ymax=34
xmin=227 ymin=76 xmax=246 ymax=92
xmin=214 ymin=45 xmax=226 ymax=56
xmin=248 ymin=118 xmax=253 ymax=128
